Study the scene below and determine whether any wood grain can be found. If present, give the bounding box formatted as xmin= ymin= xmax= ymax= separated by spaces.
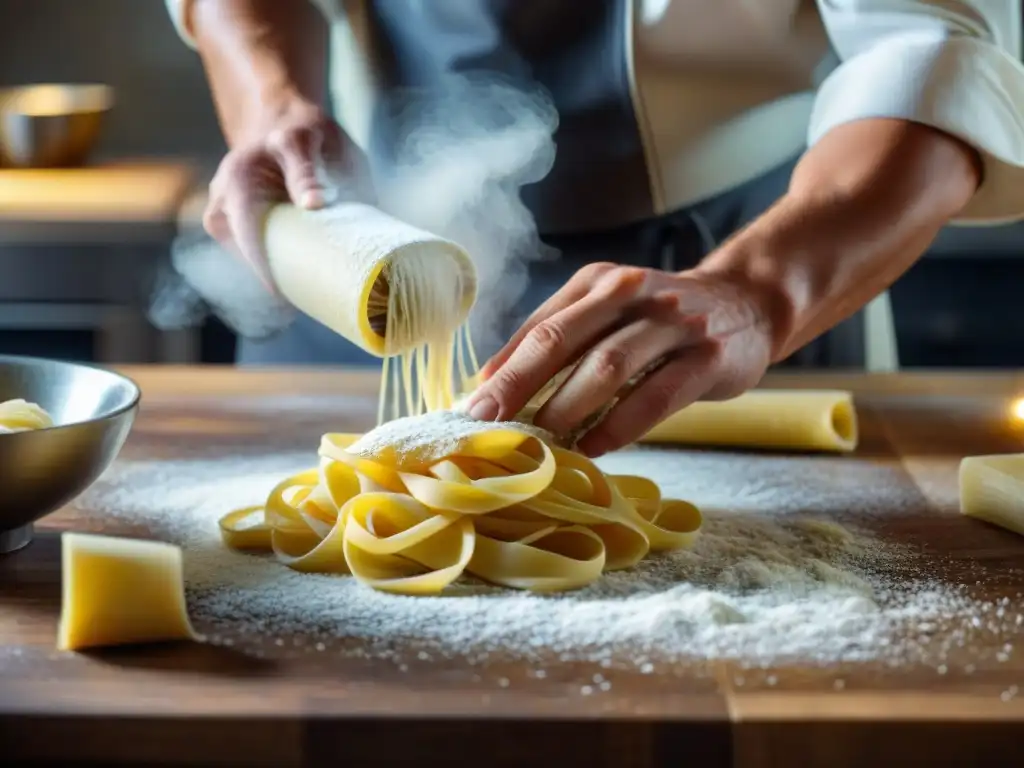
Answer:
xmin=2 ymin=368 xmax=1024 ymax=767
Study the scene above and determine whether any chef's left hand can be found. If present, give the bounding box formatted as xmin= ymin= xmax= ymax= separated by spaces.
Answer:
xmin=465 ymin=262 xmax=782 ymax=457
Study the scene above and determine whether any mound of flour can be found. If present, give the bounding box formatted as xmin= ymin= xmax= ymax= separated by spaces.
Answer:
xmin=77 ymin=445 xmax=1021 ymax=669
xmin=347 ymin=408 xmax=552 ymax=462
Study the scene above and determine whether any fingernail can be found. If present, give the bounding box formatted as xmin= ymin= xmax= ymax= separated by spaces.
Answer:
xmin=301 ymin=189 xmax=325 ymax=209
xmin=468 ymin=396 xmax=499 ymax=422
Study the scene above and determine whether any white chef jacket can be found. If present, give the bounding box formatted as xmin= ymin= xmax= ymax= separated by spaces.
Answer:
xmin=167 ymin=0 xmax=1024 ymax=232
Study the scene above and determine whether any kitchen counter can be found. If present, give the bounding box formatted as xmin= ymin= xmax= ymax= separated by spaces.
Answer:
xmin=0 ymin=160 xmax=202 ymax=364
xmin=0 ymin=160 xmax=195 ymax=244
xmin=2 ymin=368 xmax=1024 ymax=767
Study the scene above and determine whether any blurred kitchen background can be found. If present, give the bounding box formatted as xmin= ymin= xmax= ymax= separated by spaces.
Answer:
xmin=0 ymin=0 xmax=1020 ymax=369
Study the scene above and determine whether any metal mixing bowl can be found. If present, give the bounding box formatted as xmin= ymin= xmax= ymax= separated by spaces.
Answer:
xmin=0 ymin=83 xmax=114 ymax=167
xmin=0 ymin=355 xmax=139 ymax=554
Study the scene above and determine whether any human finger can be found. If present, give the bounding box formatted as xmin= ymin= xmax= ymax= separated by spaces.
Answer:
xmin=221 ymin=184 xmax=279 ymax=296
xmin=575 ymin=342 xmax=721 ymax=457
xmin=479 ymin=262 xmax=617 ymax=380
xmin=534 ymin=310 xmax=708 ymax=436
xmin=467 ymin=272 xmax=649 ymax=421
xmin=268 ymin=124 xmax=329 ymax=209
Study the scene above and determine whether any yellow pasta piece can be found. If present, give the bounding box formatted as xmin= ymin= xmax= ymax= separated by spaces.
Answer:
xmin=343 ymin=493 xmax=476 ymax=595
xmin=0 ymin=398 xmax=53 ymax=432
xmin=219 ymin=422 xmax=703 ymax=594
xmin=263 ymin=202 xmax=475 ymax=356
xmin=262 ymin=202 xmax=479 ymax=423
xmin=639 ymin=389 xmax=858 ymax=453
xmin=612 ymin=475 xmax=702 ymax=551
xmin=518 ymin=365 xmax=857 ymax=454
xmin=57 ymin=532 xmax=196 ymax=651
xmin=959 ymin=454 xmax=1024 ymax=537
xmin=467 ymin=525 xmax=606 ymax=592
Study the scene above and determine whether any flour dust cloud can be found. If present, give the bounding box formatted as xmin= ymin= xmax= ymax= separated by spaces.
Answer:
xmin=375 ymin=71 xmax=559 ymax=356
xmin=149 ymin=70 xmax=559 ymax=357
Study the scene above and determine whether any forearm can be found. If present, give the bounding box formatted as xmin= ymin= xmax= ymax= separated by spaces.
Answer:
xmin=190 ymin=0 xmax=328 ymax=146
xmin=698 ymin=118 xmax=982 ymax=362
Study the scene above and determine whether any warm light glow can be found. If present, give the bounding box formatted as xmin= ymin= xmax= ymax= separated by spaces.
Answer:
xmin=0 ymin=84 xmax=112 ymax=117
xmin=1011 ymin=398 xmax=1024 ymax=421
xmin=6 ymin=86 xmax=80 ymax=116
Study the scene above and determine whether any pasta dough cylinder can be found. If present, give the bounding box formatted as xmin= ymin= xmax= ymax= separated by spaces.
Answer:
xmin=262 ymin=202 xmax=477 ymax=356
xmin=959 ymin=454 xmax=1024 ymax=537
xmin=638 ymin=389 xmax=858 ymax=453
xmin=57 ymin=532 xmax=196 ymax=651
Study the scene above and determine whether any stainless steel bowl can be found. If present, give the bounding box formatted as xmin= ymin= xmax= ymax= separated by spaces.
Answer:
xmin=0 ymin=355 xmax=139 ymax=554
xmin=0 ymin=84 xmax=114 ymax=168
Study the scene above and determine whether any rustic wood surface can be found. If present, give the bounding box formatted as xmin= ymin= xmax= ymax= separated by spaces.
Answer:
xmin=2 ymin=367 xmax=1024 ymax=767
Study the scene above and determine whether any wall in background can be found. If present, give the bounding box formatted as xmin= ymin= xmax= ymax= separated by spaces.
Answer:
xmin=0 ymin=0 xmax=224 ymax=161
xmin=0 ymin=0 xmax=235 ymax=363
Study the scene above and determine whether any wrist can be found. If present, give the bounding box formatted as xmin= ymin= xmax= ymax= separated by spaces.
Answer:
xmin=241 ymin=87 xmax=321 ymax=143
xmin=691 ymin=202 xmax=805 ymax=361
xmin=192 ymin=0 xmax=329 ymax=149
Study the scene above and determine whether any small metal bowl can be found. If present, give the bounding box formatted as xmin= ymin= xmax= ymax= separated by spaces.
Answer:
xmin=0 ymin=83 xmax=114 ymax=168
xmin=0 ymin=355 xmax=139 ymax=554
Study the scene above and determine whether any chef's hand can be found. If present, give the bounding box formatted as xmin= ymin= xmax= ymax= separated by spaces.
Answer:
xmin=203 ymin=99 xmax=370 ymax=294
xmin=466 ymin=263 xmax=779 ymax=457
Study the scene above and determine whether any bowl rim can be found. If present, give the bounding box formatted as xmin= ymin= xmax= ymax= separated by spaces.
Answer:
xmin=0 ymin=83 xmax=115 ymax=115
xmin=0 ymin=353 xmax=140 ymax=432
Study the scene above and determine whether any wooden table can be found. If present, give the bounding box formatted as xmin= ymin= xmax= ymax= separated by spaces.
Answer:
xmin=2 ymin=368 xmax=1024 ymax=767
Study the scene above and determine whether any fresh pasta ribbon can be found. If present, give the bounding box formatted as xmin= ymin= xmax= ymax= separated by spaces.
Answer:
xmin=0 ymin=398 xmax=53 ymax=432
xmin=959 ymin=453 xmax=1024 ymax=537
xmin=220 ymin=424 xmax=702 ymax=595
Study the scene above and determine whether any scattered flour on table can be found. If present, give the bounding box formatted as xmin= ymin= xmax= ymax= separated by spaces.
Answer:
xmin=78 ymin=445 xmax=1022 ymax=668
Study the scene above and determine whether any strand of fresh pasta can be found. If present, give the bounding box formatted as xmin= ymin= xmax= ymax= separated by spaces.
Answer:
xmin=259 ymin=202 xmax=478 ymax=425
xmin=377 ymin=248 xmax=478 ymax=424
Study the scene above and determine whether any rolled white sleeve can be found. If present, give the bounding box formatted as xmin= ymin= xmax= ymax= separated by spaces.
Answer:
xmin=812 ymin=0 xmax=1024 ymax=224
xmin=165 ymin=0 xmax=198 ymax=49
xmin=164 ymin=0 xmax=340 ymax=50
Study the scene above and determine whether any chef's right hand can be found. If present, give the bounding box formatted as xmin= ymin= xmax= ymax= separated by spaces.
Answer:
xmin=203 ymin=99 xmax=369 ymax=294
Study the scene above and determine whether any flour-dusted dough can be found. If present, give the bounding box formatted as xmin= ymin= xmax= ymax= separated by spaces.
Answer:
xmin=57 ymin=532 xmax=196 ymax=651
xmin=959 ymin=454 xmax=1024 ymax=537
xmin=0 ymin=398 xmax=53 ymax=432
xmin=262 ymin=202 xmax=477 ymax=356
xmin=639 ymin=390 xmax=858 ymax=453
xmin=264 ymin=202 xmax=480 ymax=422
